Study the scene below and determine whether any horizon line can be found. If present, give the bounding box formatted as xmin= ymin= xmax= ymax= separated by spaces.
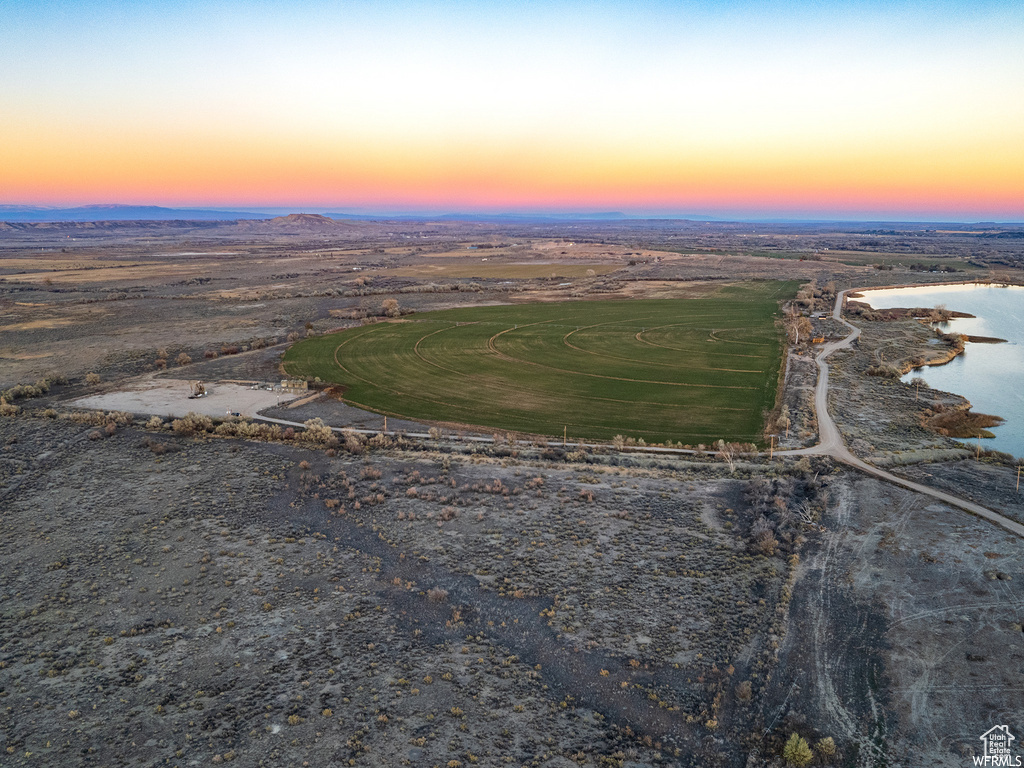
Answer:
xmin=2 ymin=203 xmax=1022 ymax=226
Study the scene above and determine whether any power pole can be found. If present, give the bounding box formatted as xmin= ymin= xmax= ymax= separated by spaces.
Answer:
xmin=563 ymin=425 xmax=567 ymax=446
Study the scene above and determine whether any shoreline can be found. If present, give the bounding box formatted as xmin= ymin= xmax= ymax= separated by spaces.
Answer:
xmin=849 ymin=276 xmax=1021 ymax=297
xmin=852 ymin=281 xmax=994 ymax=375
xmin=852 ymin=281 xmax=1020 ymax=451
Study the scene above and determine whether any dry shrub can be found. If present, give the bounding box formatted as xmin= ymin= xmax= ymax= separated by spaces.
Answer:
xmin=866 ymin=364 xmax=901 ymax=378
xmin=302 ymin=417 xmax=334 ymax=445
xmin=143 ymin=437 xmax=179 ymax=455
xmin=427 ymin=587 xmax=449 ymax=602
xmin=85 ymin=372 xmax=101 ymax=385
xmin=922 ymin=409 xmax=1002 ymax=438
xmin=816 ymin=737 xmax=836 ymax=759
xmin=171 ymin=412 xmax=213 ymax=436
xmin=63 ymin=410 xmax=133 ymax=427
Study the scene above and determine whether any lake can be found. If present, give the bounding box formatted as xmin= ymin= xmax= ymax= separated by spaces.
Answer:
xmin=857 ymin=283 xmax=1024 ymax=459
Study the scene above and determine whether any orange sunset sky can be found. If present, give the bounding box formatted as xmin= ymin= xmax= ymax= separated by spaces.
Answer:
xmin=2 ymin=0 xmax=1023 ymax=220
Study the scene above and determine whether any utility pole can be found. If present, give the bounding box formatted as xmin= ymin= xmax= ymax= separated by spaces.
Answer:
xmin=769 ymin=434 xmax=775 ymax=460
xmin=383 ymin=415 xmax=387 ymax=433
xmin=563 ymin=425 xmax=567 ymax=446
xmin=1017 ymin=464 xmax=1021 ymax=492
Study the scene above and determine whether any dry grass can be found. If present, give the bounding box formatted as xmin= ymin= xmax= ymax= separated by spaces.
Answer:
xmin=922 ymin=409 xmax=1004 ymax=438
xmin=382 ymin=262 xmax=621 ymax=279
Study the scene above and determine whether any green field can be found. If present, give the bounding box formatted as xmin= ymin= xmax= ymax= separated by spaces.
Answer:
xmin=284 ymin=282 xmax=797 ymax=444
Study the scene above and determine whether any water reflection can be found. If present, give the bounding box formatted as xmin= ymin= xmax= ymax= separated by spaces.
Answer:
xmin=857 ymin=283 xmax=1024 ymax=458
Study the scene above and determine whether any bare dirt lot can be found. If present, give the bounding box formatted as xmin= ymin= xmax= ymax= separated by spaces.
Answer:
xmin=70 ymin=380 xmax=294 ymax=420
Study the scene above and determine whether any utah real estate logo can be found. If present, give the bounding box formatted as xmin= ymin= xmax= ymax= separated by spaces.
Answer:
xmin=975 ymin=726 xmax=1022 ymax=766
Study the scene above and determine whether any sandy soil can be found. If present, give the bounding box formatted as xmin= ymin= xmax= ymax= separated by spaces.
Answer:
xmin=770 ymin=473 xmax=1024 ymax=767
xmin=0 ymin=414 xmax=807 ymax=768
xmin=69 ymin=380 xmax=295 ymax=419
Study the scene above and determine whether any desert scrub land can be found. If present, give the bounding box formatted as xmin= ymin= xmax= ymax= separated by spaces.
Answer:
xmin=283 ymin=282 xmax=798 ymax=445
xmin=0 ymin=410 xmax=840 ymax=767
xmin=823 ymin=315 xmax=981 ymax=461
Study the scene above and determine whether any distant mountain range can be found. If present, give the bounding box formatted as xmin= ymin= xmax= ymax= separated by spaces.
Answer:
xmin=0 ymin=205 xmax=643 ymax=224
xmin=1 ymin=205 xmax=1018 ymax=227
xmin=0 ymin=205 xmax=272 ymax=222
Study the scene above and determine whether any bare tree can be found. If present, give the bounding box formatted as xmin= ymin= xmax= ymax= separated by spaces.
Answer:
xmin=715 ymin=439 xmax=736 ymax=473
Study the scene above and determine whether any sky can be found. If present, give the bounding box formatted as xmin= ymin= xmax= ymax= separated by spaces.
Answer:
xmin=2 ymin=0 xmax=1023 ymax=220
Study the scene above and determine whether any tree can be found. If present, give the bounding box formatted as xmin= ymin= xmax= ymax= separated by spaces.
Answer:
xmin=715 ymin=439 xmax=736 ymax=473
xmin=788 ymin=316 xmax=813 ymax=344
xmin=176 ymin=353 xmax=192 ymax=367
xmin=381 ymin=298 xmax=400 ymax=317
xmin=783 ymin=733 xmax=814 ymax=767
xmin=779 ymin=405 xmax=791 ymax=437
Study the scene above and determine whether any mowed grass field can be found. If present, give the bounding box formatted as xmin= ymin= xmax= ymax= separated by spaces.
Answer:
xmin=284 ymin=282 xmax=797 ymax=444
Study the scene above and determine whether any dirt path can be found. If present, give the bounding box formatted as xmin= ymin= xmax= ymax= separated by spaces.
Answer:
xmin=784 ymin=289 xmax=1024 ymax=539
xmin=256 ymin=290 xmax=1024 ymax=539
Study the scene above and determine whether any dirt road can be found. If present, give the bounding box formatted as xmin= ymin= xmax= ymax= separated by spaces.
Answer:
xmin=786 ymin=290 xmax=1024 ymax=538
xmin=252 ymin=288 xmax=1024 ymax=537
